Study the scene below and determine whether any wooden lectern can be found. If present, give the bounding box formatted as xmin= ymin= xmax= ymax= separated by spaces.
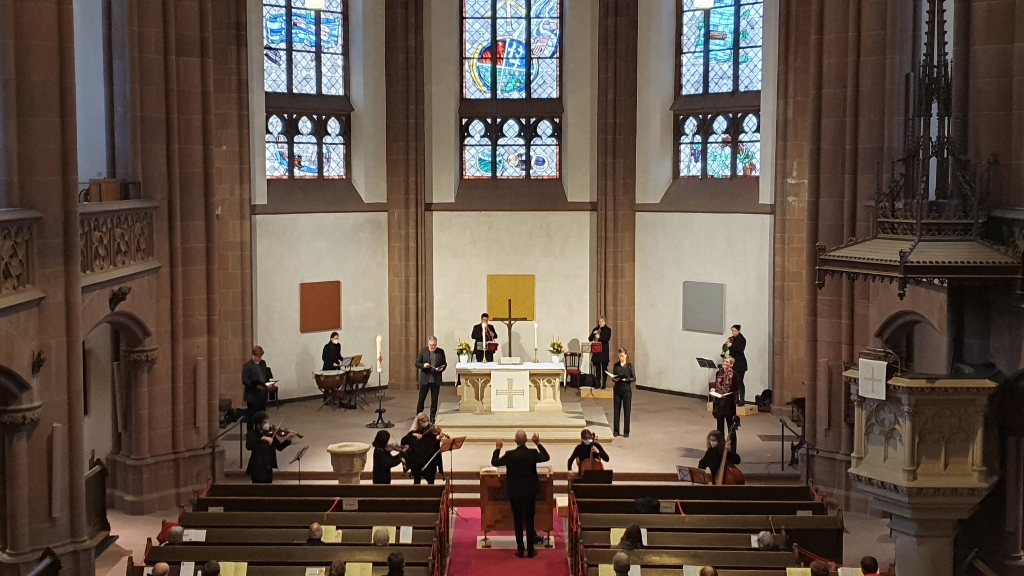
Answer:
xmin=479 ymin=466 xmax=555 ymax=543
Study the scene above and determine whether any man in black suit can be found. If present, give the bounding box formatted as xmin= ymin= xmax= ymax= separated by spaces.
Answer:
xmin=242 ymin=345 xmax=274 ymax=431
xmin=471 ymin=313 xmax=498 ymax=362
xmin=414 ymin=336 xmax=446 ymax=422
xmin=726 ymin=324 xmax=748 ymax=405
xmin=491 ymin=430 xmax=550 ymax=558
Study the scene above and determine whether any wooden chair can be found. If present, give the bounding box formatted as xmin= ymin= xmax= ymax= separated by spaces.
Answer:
xmin=564 ymin=352 xmax=584 ymax=388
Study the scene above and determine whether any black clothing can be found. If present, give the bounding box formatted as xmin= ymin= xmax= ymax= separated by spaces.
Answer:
xmin=610 ymin=362 xmax=636 ymax=436
xmin=727 ymin=333 xmax=747 ymax=371
xmin=567 ymin=441 xmax=609 ymax=471
xmin=373 ymin=446 xmax=404 ymax=484
xmin=471 ymin=324 xmax=498 ymax=362
xmin=588 ymin=325 xmax=612 ymax=387
xmin=697 ymin=447 xmax=741 ymax=483
xmin=491 ymin=443 xmax=550 ymax=551
xmin=245 ymin=429 xmax=291 ymax=484
xmin=242 ymin=359 xmax=273 ymax=430
xmin=715 ymin=417 xmax=739 ymax=454
xmin=322 ymin=341 xmax=342 ymax=371
xmin=401 ymin=429 xmax=443 ymax=485
xmin=414 ymin=347 xmax=446 ymax=421
xmin=306 ymin=538 xmax=325 ymax=546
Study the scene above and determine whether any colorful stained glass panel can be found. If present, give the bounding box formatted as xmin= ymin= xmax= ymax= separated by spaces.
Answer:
xmin=266 ymin=115 xmax=289 ymax=179
xmin=496 ymin=119 xmax=526 ymax=178
xmin=292 ymin=50 xmax=317 ymax=94
xmin=707 ymin=115 xmax=732 ymax=178
xmin=321 ymin=12 xmax=342 ymax=53
xmin=324 ymin=117 xmax=346 ymax=178
xmin=293 ymin=116 xmax=318 ymax=179
xmin=738 ymin=47 xmax=761 ymax=91
xmin=291 ymin=10 xmax=317 ymax=50
xmin=737 ymin=113 xmax=760 ymax=176
xmin=465 ymin=0 xmax=493 ymax=18
xmin=678 ymin=116 xmax=702 ymax=178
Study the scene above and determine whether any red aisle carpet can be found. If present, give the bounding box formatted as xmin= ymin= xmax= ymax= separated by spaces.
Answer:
xmin=448 ymin=507 xmax=569 ymax=576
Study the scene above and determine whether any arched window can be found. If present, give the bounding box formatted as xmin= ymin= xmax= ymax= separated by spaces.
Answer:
xmin=461 ymin=0 xmax=562 ymax=180
xmin=675 ymin=0 xmax=762 ymax=179
xmin=263 ymin=0 xmax=350 ymax=181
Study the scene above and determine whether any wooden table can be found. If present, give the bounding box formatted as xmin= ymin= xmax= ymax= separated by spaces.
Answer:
xmin=479 ymin=467 xmax=555 ymax=542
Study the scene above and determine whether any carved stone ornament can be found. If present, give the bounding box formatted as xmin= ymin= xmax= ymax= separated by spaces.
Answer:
xmin=0 ymin=403 xmax=43 ymax=430
xmin=80 ymin=204 xmax=156 ymax=275
xmin=109 ymin=285 xmax=132 ymax=311
xmin=850 ymin=473 xmax=990 ymax=498
xmin=0 ymin=217 xmax=36 ymax=296
xmin=31 ymin=350 xmax=46 ymax=376
xmin=123 ymin=348 xmax=159 ymax=364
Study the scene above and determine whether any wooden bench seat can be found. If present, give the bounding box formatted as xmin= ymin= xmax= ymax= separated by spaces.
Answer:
xmin=193 ymin=497 xmax=440 ymax=513
xmin=178 ymin=512 xmax=440 ymax=529
xmin=205 ymin=485 xmax=445 ymax=499
xmin=585 ymin=548 xmax=795 ymax=569
xmin=581 ymin=530 xmax=759 ymax=549
xmin=175 ymin=528 xmax=435 ymax=546
xmin=129 ymin=565 xmax=428 ymax=576
xmin=145 ymin=545 xmax=431 ymax=566
xmin=572 ymin=484 xmax=815 ymax=502
xmin=574 ymin=499 xmax=826 ymax=516
xmin=586 ymin=569 xmax=786 ymax=576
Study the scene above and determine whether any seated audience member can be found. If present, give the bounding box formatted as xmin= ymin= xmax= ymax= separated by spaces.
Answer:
xmin=328 ymin=560 xmax=345 ymax=576
xmin=612 ymin=552 xmax=631 ymax=576
xmin=165 ymin=526 xmax=184 ymax=545
xmin=862 ymin=556 xmax=881 ymax=576
xmin=201 ymin=561 xmax=220 ymax=576
xmin=616 ymin=523 xmax=644 ymax=550
xmin=386 ymin=552 xmax=405 ymax=576
xmin=307 ymin=522 xmax=325 ymax=545
xmin=809 ymin=561 xmax=829 ymax=576
xmin=152 ymin=564 xmax=170 ymax=576
xmin=699 ymin=568 xmax=718 ymax=576
xmin=372 ymin=526 xmax=391 ymax=546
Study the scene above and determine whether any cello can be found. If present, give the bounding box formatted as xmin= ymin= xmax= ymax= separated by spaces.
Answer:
xmin=715 ymin=420 xmax=745 ymax=485
xmin=579 ymin=434 xmax=605 ymax=473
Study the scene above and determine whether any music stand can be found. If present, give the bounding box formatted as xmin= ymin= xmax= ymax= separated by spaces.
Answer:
xmin=676 ymin=465 xmax=710 ymax=485
xmin=422 ymin=436 xmax=466 ymax=480
xmin=290 ymin=445 xmax=309 ymax=484
xmin=696 ymin=358 xmax=719 ymax=402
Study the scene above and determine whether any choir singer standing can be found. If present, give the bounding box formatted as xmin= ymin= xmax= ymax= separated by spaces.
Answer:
xmin=414 ymin=337 xmax=446 ymax=423
xmin=610 ymin=349 xmax=636 ymax=437
xmin=491 ymin=431 xmax=550 ymax=558
xmin=588 ymin=317 xmax=612 ymax=388
xmin=471 ymin=313 xmax=498 ymax=362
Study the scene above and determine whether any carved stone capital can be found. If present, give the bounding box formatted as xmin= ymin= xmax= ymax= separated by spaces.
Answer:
xmin=124 ymin=347 xmax=159 ymax=365
xmin=0 ymin=402 xmax=43 ymax=430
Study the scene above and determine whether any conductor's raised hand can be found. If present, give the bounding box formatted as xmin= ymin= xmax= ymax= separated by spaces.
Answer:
xmin=531 ymin=433 xmax=540 ymax=445
xmin=495 ymin=440 xmax=503 ymax=450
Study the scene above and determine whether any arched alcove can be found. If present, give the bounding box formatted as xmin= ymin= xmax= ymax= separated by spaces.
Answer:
xmin=0 ymin=364 xmax=32 ymax=408
xmin=875 ymin=311 xmax=948 ymax=374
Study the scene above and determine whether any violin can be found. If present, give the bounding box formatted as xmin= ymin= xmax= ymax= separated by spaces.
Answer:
xmin=266 ymin=425 xmax=303 ymax=439
xmin=579 ymin=435 xmax=605 ymax=473
xmin=715 ymin=420 xmax=745 ymax=485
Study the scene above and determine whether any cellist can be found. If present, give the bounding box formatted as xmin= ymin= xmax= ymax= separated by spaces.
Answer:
xmin=697 ymin=429 xmax=741 ymax=485
xmin=567 ymin=429 xmax=609 ymax=472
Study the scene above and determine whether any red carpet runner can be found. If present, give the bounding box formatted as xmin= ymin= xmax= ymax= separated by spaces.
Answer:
xmin=448 ymin=507 xmax=569 ymax=576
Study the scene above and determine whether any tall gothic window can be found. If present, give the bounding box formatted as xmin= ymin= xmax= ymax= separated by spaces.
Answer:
xmin=675 ymin=0 xmax=762 ymax=179
xmin=263 ymin=0 xmax=350 ymax=181
xmin=460 ymin=0 xmax=562 ymax=180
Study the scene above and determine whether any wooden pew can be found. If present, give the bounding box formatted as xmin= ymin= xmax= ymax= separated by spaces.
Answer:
xmin=572 ymin=484 xmax=815 ymax=502
xmin=128 ymin=564 xmax=429 ymax=576
xmin=174 ymin=528 xmax=435 ymax=546
xmin=204 ymin=484 xmax=445 ymax=499
xmin=574 ymin=499 xmax=827 ymax=516
xmin=178 ymin=512 xmax=440 ymax=529
xmin=581 ymin=530 xmax=759 ymax=550
xmin=584 ymin=548 xmax=795 ymax=569
xmin=193 ymin=497 xmax=440 ymax=513
xmin=145 ymin=545 xmax=432 ymax=566
xmin=586 ymin=569 xmax=786 ymax=576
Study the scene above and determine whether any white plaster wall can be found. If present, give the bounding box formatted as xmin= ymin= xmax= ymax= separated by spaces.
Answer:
xmin=254 ymin=213 xmax=389 ymax=398
xmin=426 ymin=0 xmax=598 ymax=203
xmin=83 ymin=323 xmax=114 ymax=469
xmin=432 ymin=212 xmax=594 ymax=364
xmin=74 ymin=0 xmax=109 ymax=183
xmin=247 ymin=0 xmax=387 ymax=204
xmin=635 ymin=213 xmax=771 ymax=396
xmin=635 ymin=0 xmax=779 ymax=205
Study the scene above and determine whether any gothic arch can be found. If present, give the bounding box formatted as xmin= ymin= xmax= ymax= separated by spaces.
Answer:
xmin=875 ymin=311 xmax=937 ymax=342
xmin=87 ymin=311 xmax=152 ymax=349
xmin=875 ymin=310 xmax=947 ymax=373
xmin=0 ymin=364 xmax=31 ymax=407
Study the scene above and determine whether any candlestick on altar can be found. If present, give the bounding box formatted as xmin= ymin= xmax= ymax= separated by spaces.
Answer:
xmin=533 ymin=322 xmax=538 ymax=349
xmin=533 ymin=347 xmax=539 ymax=363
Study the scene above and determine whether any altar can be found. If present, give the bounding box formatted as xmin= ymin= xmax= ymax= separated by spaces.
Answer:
xmin=455 ymin=361 xmax=565 ymax=413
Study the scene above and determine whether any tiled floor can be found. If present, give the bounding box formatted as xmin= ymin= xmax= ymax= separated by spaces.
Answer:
xmin=99 ymin=387 xmax=895 ymax=574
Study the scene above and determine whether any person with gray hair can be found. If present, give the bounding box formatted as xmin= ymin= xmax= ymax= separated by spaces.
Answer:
xmin=372 ymin=526 xmax=391 ymax=546
xmin=414 ymin=336 xmax=446 ymax=422
xmin=152 ymin=563 xmax=170 ymax=576
xmin=200 ymin=561 xmax=220 ymax=576
xmin=699 ymin=567 xmax=718 ymax=576
xmin=165 ymin=525 xmax=184 ymax=545
xmin=611 ymin=552 xmax=631 ymax=576
xmin=306 ymin=522 xmax=325 ymax=545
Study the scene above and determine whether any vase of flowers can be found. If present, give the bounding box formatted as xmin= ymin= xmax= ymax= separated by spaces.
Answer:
xmin=548 ymin=338 xmax=565 ymax=364
xmin=456 ymin=340 xmax=473 ymax=364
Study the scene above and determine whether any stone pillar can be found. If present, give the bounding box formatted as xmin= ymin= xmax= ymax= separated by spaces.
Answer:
xmin=124 ymin=347 xmax=158 ymax=459
xmin=889 ymin=517 xmax=959 ymax=576
xmin=0 ymin=403 xmax=41 ymax=556
xmin=1006 ymin=436 xmax=1024 ymax=575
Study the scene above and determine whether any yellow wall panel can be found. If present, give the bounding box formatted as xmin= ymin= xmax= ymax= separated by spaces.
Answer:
xmin=486 ymin=274 xmax=535 ymax=321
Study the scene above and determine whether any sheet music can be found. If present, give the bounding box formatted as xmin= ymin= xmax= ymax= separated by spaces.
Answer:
xmin=183 ymin=529 xmax=206 ymax=542
xmin=837 ymin=569 xmax=864 ymax=576
xmin=342 ymin=498 xmax=358 ymax=511
xmin=709 ymin=390 xmax=733 ymax=398
xmin=180 ymin=562 xmax=196 ymax=576
xmin=628 ymin=565 xmax=641 ymax=576
xmin=683 ymin=567 xmax=701 ymax=576
xmin=640 ymin=528 xmax=648 ymax=546
xmin=399 ymin=526 xmax=413 ymax=544
xmin=304 ymin=568 xmax=326 ymax=576
xmin=750 ymin=534 xmax=760 ymax=548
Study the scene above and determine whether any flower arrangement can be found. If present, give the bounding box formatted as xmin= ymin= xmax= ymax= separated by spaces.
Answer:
xmin=548 ymin=338 xmax=565 ymax=355
xmin=455 ymin=340 xmax=474 ymax=356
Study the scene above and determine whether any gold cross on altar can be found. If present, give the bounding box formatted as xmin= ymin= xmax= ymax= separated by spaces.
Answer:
xmin=492 ymin=298 xmax=527 ymax=357
xmin=495 ymin=377 xmax=525 ymax=409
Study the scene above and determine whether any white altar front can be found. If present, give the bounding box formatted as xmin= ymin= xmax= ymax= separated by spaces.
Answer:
xmin=455 ymin=361 xmax=564 ymax=413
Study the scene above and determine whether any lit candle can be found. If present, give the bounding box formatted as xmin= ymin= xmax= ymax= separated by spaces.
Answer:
xmin=376 ymin=335 xmax=382 ymax=373
xmin=534 ymin=322 xmax=538 ymax=350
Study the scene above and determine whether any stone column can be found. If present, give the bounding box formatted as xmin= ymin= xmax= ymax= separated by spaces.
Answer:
xmin=0 ymin=403 xmax=41 ymax=556
xmin=889 ymin=517 xmax=959 ymax=576
xmin=124 ymin=348 xmax=159 ymax=459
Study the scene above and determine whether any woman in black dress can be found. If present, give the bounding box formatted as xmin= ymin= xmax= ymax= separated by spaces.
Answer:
xmin=588 ymin=317 xmax=612 ymax=388
xmin=401 ymin=413 xmax=446 ymax=484
xmin=322 ymin=332 xmax=342 ymax=371
xmin=697 ymin=429 xmax=740 ymax=483
xmin=610 ymin=348 xmax=636 ymax=437
xmin=371 ymin=430 xmax=407 ymax=484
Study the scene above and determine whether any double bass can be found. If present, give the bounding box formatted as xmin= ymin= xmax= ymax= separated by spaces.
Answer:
xmin=579 ymin=434 xmax=605 ymax=473
xmin=715 ymin=420 xmax=745 ymax=485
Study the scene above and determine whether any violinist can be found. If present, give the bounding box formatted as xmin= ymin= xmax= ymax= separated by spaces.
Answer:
xmin=567 ymin=429 xmax=609 ymax=472
xmin=245 ymin=411 xmax=298 ymax=484
xmin=401 ymin=413 xmax=446 ymax=485
xmin=697 ymin=430 xmax=740 ymax=484
xmin=372 ymin=430 xmax=409 ymax=484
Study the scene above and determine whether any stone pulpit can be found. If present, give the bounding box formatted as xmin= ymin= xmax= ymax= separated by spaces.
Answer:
xmin=847 ymin=368 xmax=997 ymax=576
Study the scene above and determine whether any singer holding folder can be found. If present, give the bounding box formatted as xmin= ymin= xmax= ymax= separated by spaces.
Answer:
xmin=711 ymin=357 xmax=738 ymax=436
xmin=608 ymin=349 xmax=636 ymax=437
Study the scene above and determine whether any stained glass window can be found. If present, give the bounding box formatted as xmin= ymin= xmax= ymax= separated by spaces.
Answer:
xmin=679 ymin=0 xmax=762 ymax=95
xmin=461 ymin=117 xmax=561 ymax=179
xmin=675 ymin=113 xmax=759 ymax=178
xmin=263 ymin=0 xmax=349 ymax=180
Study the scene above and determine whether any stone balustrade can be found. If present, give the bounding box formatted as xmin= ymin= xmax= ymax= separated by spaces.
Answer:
xmin=79 ymin=200 xmax=160 ymax=286
xmin=0 ymin=208 xmax=44 ymax=309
